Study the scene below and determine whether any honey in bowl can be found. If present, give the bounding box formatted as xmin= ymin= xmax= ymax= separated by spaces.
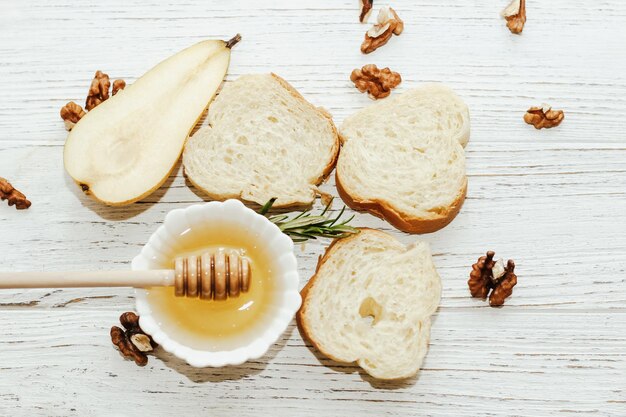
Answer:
xmin=145 ymin=221 xmax=277 ymax=351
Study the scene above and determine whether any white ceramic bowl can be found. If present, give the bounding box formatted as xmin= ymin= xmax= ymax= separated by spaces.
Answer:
xmin=132 ymin=199 xmax=301 ymax=367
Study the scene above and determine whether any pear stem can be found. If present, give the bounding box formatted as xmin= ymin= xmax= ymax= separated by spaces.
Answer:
xmin=225 ymin=34 xmax=242 ymax=49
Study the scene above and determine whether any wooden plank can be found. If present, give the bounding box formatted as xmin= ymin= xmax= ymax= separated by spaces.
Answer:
xmin=0 ymin=309 xmax=623 ymax=416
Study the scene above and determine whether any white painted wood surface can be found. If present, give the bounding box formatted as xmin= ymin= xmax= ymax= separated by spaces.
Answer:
xmin=1 ymin=0 xmax=625 ymax=415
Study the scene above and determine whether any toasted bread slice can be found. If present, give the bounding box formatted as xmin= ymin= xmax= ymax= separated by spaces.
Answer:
xmin=297 ymin=229 xmax=442 ymax=380
xmin=183 ymin=73 xmax=340 ymax=208
xmin=336 ymin=84 xmax=470 ymax=233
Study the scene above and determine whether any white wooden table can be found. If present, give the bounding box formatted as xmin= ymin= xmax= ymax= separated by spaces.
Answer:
xmin=1 ymin=1 xmax=625 ymax=415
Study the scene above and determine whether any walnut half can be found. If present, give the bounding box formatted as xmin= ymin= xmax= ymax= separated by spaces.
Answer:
xmin=524 ymin=104 xmax=565 ymax=129
xmin=501 ymin=0 xmax=526 ymax=34
xmin=361 ymin=6 xmax=403 ymax=54
xmin=351 ymin=64 xmax=401 ymax=99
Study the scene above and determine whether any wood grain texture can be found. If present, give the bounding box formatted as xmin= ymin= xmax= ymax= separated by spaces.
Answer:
xmin=0 ymin=0 xmax=625 ymax=416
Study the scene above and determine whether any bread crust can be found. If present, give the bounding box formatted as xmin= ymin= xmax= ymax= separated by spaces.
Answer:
xmin=335 ymin=171 xmax=467 ymax=234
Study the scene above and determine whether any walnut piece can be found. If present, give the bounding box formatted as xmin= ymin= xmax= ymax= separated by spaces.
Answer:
xmin=112 ymin=79 xmax=126 ymax=96
xmin=359 ymin=0 xmax=373 ymax=23
xmin=489 ymin=260 xmax=517 ymax=307
xmin=0 ymin=177 xmax=31 ymax=210
xmin=59 ymin=101 xmax=86 ymax=131
xmin=524 ymin=104 xmax=565 ymax=129
xmin=468 ymin=251 xmax=517 ymax=307
xmin=361 ymin=6 xmax=403 ymax=54
xmin=501 ymin=0 xmax=526 ymax=34
xmin=110 ymin=312 xmax=157 ymax=366
xmin=351 ymin=64 xmax=401 ymax=99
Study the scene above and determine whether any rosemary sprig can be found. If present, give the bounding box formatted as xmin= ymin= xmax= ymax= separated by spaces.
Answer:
xmin=259 ymin=198 xmax=359 ymax=243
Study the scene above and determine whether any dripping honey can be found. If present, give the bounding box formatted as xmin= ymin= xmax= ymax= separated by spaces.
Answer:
xmin=145 ymin=221 xmax=276 ymax=351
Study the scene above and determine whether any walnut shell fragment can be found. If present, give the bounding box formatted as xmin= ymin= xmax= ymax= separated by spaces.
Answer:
xmin=361 ymin=6 xmax=403 ymax=54
xmin=524 ymin=104 xmax=565 ymax=129
xmin=0 ymin=177 xmax=31 ymax=210
xmin=110 ymin=312 xmax=157 ymax=366
xmin=351 ymin=64 xmax=401 ymax=99
xmin=501 ymin=0 xmax=526 ymax=34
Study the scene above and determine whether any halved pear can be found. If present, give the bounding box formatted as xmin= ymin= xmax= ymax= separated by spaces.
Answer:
xmin=64 ymin=35 xmax=240 ymax=205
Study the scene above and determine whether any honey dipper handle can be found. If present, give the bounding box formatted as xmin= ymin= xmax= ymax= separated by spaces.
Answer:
xmin=0 ymin=270 xmax=175 ymax=289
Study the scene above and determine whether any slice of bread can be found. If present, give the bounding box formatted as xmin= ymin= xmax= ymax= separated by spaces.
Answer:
xmin=336 ymin=84 xmax=470 ymax=233
xmin=183 ymin=73 xmax=340 ymax=208
xmin=297 ymin=228 xmax=442 ymax=380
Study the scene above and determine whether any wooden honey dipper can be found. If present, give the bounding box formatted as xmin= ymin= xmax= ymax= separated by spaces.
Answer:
xmin=0 ymin=249 xmax=251 ymax=301
xmin=173 ymin=251 xmax=250 ymax=300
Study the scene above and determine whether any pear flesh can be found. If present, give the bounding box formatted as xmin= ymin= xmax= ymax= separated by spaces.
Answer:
xmin=64 ymin=39 xmax=235 ymax=205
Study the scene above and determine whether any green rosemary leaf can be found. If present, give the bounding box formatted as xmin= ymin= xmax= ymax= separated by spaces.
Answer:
xmin=329 ymin=223 xmax=358 ymax=231
xmin=339 ymin=215 xmax=356 ymax=226
xmin=328 ymin=205 xmax=346 ymax=227
xmin=277 ymin=216 xmax=328 ymax=231
xmin=259 ymin=197 xmax=277 ymax=216
xmin=283 ymin=230 xmax=318 ymax=240
xmin=292 ymin=210 xmax=307 ymax=220
xmin=320 ymin=198 xmax=333 ymax=216
xmin=267 ymin=214 xmax=289 ymax=224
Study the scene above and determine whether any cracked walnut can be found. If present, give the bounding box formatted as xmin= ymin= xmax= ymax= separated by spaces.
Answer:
xmin=468 ymin=251 xmax=517 ymax=307
xmin=110 ymin=312 xmax=157 ymax=366
xmin=361 ymin=6 xmax=403 ymax=54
